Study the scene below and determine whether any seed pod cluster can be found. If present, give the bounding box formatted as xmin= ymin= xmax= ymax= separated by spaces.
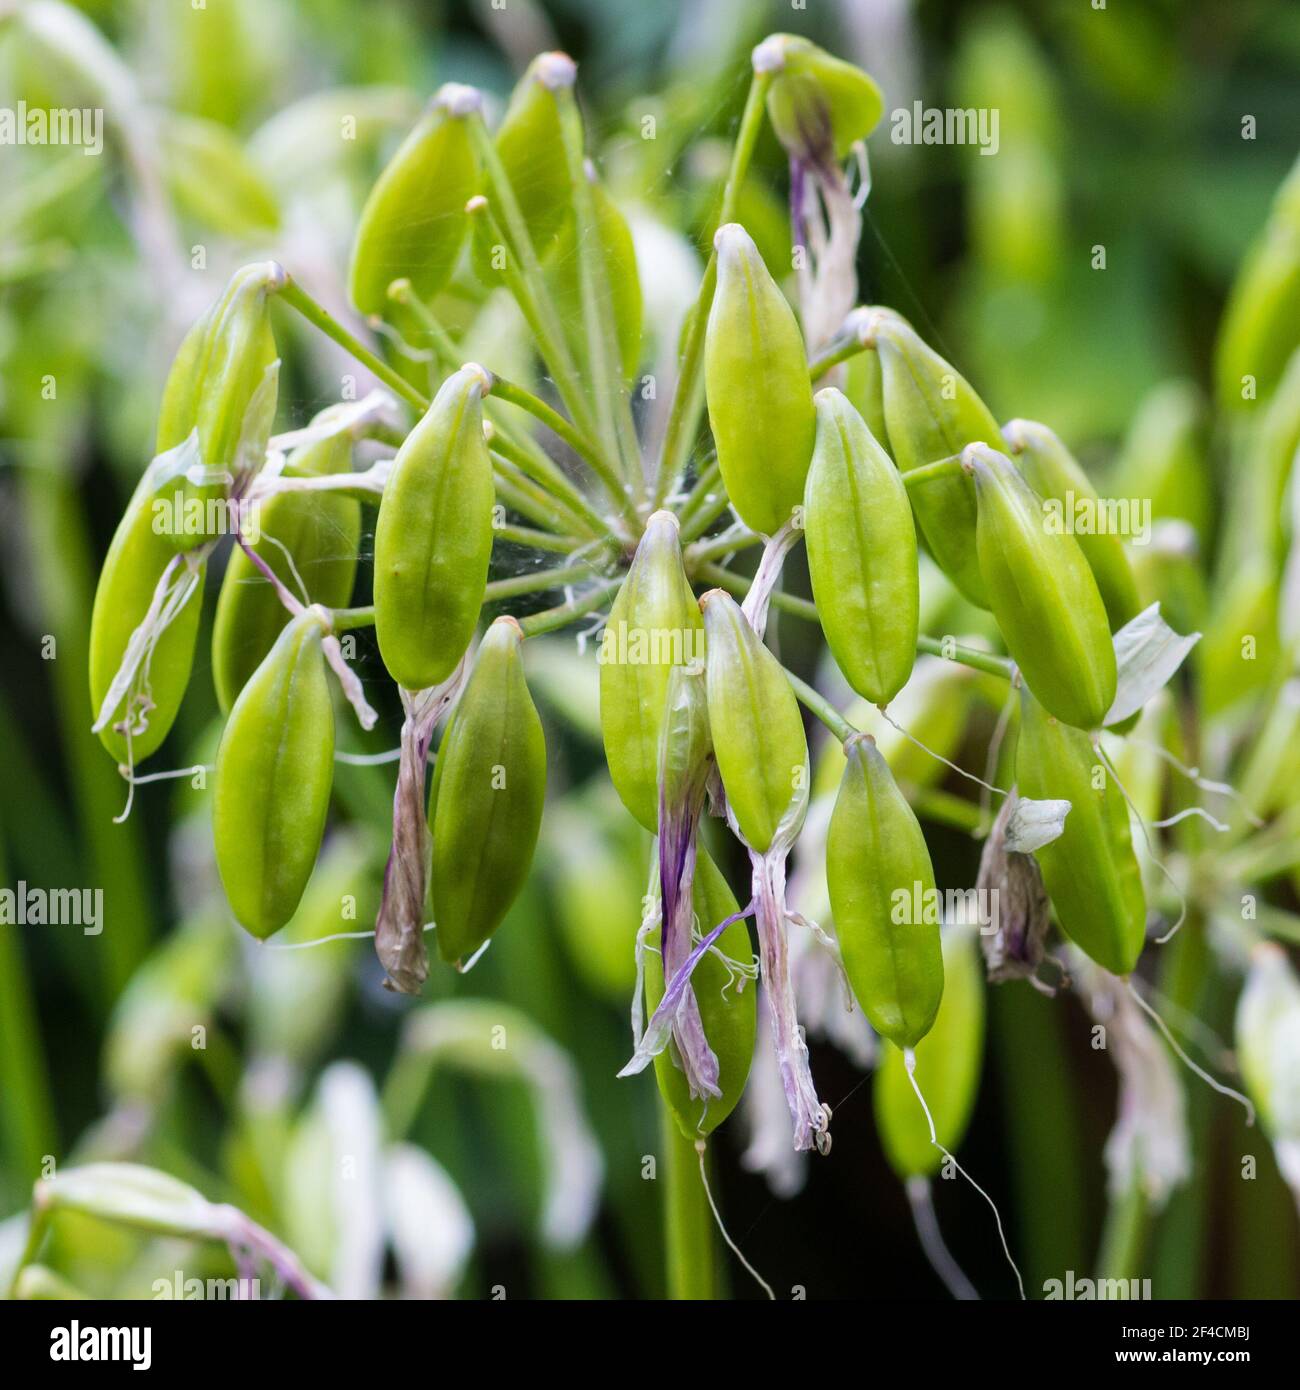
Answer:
xmin=1015 ymin=688 xmax=1146 ymax=976
xmin=826 ymin=734 xmax=944 ymax=1049
xmin=967 ymin=442 xmax=1116 ymax=729
xmin=213 ymin=610 xmax=336 ymax=940
xmin=804 ymin=387 xmax=917 ymax=705
xmin=373 ymin=364 xmax=495 ymax=692
xmin=704 ymin=223 xmax=816 ymax=536
xmin=428 ymin=617 xmax=547 ymax=965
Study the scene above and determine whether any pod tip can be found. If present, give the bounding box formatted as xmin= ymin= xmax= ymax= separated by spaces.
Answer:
xmin=536 ymin=52 xmax=577 ymax=90
xmin=646 ymin=508 xmax=680 ymax=531
xmin=960 ymin=441 xmax=1001 ymax=477
xmin=461 ymin=362 xmax=494 ymax=397
xmin=465 ymin=194 xmax=489 ymax=215
xmin=436 ymin=82 xmax=483 ymax=117
xmin=751 ymin=35 xmax=789 ymax=74
xmin=713 ymin=221 xmax=752 ymax=255
xmin=493 ymin=614 xmax=525 ymax=638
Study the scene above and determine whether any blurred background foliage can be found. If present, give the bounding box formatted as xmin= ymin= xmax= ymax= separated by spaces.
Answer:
xmin=1 ymin=0 xmax=1299 ymax=1298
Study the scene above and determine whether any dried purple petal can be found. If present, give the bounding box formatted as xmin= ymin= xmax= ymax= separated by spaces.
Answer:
xmin=751 ymin=849 xmax=830 ymax=1153
xmin=376 ymin=671 xmax=465 ymax=993
xmin=977 ymin=788 xmax=1054 ymax=992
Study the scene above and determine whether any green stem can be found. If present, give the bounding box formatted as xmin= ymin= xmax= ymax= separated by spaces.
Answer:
xmin=489 ymin=376 xmax=600 ymax=466
xmin=554 ymin=86 xmax=641 ymax=489
xmin=809 ymin=334 xmax=868 ymax=381
xmin=652 ymin=67 xmax=774 ymax=509
xmin=662 ymin=1103 xmax=716 ymax=1299
xmin=784 ymin=667 xmax=858 ymax=744
xmin=694 ymin=562 xmax=817 ymax=622
xmin=489 ymin=375 xmax=636 ymax=532
xmin=387 ymin=280 xmax=575 ymax=492
xmin=676 ymin=457 xmax=723 ymax=536
xmin=517 ymin=577 xmax=623 ymax=637
xmin=685 ymin=529 xmax=764 ymax=566
xmin=697 ymin=564 xmax=1016 ymax=680
xmin=486 ymin=559 xmax=610 ymax=602
xmin=495 ymin=523 xmax=586 ymax=554
xmin=330 ymin=605 xmax=375 ymax=632
xmin=491 ymin=448 xmax=598 ymax=538
xmin=916 ymin=635 xmax=1014 ymax=680
xmin=279 ymin=278 xmax=429 ymax=414
xmin=903 ymin=456 xmax=965 ymax=489
xmin=1096 ymin=1180 xmax=1150 ymax=1285
xmin=467 ymin=118 xmax=601 ymax=441
xmin=907 ymin=785 xmax=984 ymax=833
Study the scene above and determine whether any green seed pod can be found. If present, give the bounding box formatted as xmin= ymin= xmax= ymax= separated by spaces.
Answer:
xmin=700 ymin=590 xmax=809 ymax=854
xmin=373 ymin=364 xmax=495 ymax=691
xmin=213 ymin=611 xmax=336 ymax=940
xmin=347 ymin=84 xmax=480 ymax=316
xmin=826 ymin=734 xmax=944 ymax=1049
xmin=599 ymin=511 xmax=703 ymax=832
xmin=155 ymin=261 xmax=283 ymax=550
xmin=704 ymin=223 xmax=816 ymax=535
xmin=843 ymin=337 xmax=889 ymax=448
xmin=646 ymin=847 xmax=756 ymax=1139
xmin=493 ymin=53 xmax=577 ymax=257
xmin=874 ymin=924 xmax=984 ymax=1179
xmin=88 ymin=466 xmax=205 ymax=763
xmin=1002 ymin=419 xmax=1141 ymax=633
xmin=757 ymin=34 xmax=884 ymax=167
xmin=549 ymin=178 xmax=643 ymax=383
xmin=428 ymin=616 xmax=547 ymax=964
xmin=872 ymin=310 xmax=999 ymax=607
xmin=1215 ymin=154 xmax=1300 ymax=411
xmin=211 ymin=426 xmax=361 ymax=713
xmin=967 ymin=442 xmax=1116 ymax=729
xmin=1015 ymin=688 xmax=1146 ymax=975
xmin=804 ymin=387 xmax=917 ymax=704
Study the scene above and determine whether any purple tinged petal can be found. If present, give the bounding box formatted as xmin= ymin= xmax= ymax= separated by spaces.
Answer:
xmin=617 ymin=901 xmax=754 ymax=1079
xmin=751 ymin=849 xmax=830 ymax=1153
